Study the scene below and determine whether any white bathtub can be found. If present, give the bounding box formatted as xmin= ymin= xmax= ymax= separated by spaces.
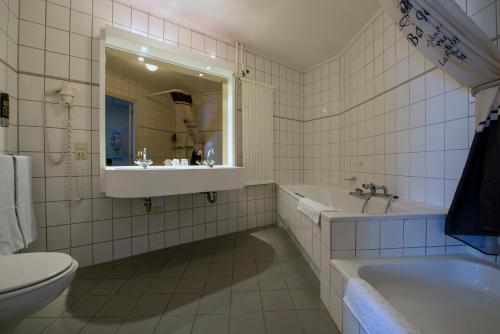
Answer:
xmin=331 ymin=255 xmax=500 ymax=334
xmin=279 ymin=184 xmax=445 ymax=220
xmin=277 ymin=184 xmax=467 ymax=333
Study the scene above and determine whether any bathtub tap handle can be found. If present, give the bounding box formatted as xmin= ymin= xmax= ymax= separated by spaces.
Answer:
xmin=344 ymin=177 xmax=357 ymax=181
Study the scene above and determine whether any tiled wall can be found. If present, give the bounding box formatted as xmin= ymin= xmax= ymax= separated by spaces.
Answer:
xmin=0 ymin=0 xmax=18 ymax=155
xmin=303 ymin=0 xmax=500 ymax=209
xmin=106 ymin=70 xmax=176 ymax=164
xmin=13 ymin=0 xmax=304 ymax=266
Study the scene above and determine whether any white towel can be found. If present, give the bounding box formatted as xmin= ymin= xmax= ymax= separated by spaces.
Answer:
xmin=297 ymin=197 xmax=340 ymax=224
xmin=0 ymin=155 xmax=24 ymax=255
xmin=14 ymin=155 xmax=38 ymax=247
xmin=343 ymin=278 xmax=420 ymax=334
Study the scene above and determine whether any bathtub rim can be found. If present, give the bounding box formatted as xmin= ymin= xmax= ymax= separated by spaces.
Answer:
xmin=331 ymin=254 xmax=498 ymax=283
xmin=278 ymin=183 xmax=447 ymax=221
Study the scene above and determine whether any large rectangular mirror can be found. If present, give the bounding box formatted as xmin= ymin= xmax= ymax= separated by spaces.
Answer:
xmin=105 ymin=47 xmax=225 ymax=167
xmin=99 ymin=27 xmax=242 ymax=197
xmin=100 ymin=26 xmax=236 ymax=171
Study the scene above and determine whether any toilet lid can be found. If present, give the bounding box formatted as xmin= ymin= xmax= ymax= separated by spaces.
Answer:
xmin=0 ymin=252 xmax=74 ymax=294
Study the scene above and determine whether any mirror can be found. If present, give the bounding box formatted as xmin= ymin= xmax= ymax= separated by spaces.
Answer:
xmin=104 ymin=47 xmax=226 ymax=167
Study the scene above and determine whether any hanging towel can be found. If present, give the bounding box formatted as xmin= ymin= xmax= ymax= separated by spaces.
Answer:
xmin=343 ymin=278 xmax=420 ymax=334
xmin=13 ymin=155 xmax=38 ymax=247
xmin=0 ymin=155 xmax=25 ymax=255
xmin=297 ymin=198 xmax=340 ymax=225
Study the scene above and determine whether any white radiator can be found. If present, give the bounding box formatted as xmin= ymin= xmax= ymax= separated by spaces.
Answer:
xmin=241 ymin=78 xmax=274 ymax=185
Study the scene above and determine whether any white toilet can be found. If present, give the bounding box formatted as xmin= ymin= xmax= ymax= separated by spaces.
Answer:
xmin=0 ymin=252 xmax=78 ymax=331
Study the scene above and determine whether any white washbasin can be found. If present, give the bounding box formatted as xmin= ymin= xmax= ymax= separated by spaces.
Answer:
xmin=102 ymin=165 xmax=244 ymax=197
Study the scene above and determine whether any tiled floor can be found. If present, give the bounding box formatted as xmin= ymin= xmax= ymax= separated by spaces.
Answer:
xmin=11 ymin=225 xmax=340 ymax=334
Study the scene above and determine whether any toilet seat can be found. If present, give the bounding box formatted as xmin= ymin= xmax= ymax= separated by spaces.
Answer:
xmin=0 ymin=252 xmax=75 ymax=295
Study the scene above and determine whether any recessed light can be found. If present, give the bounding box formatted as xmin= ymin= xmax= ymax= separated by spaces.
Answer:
xmin=198 ymin=73 xmax=204 ymax=77
xmin=140 ymin=46 xmax=148 ymax=53
xmin=205 ymin=66 xmax=212 ymax=70
xmin=145 ymin=64 xmax=158 ymax=72
xmin=138 ymin=57 xmax=144 ymax=62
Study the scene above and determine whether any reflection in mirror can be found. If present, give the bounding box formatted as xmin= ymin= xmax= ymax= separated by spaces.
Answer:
xmin=105 ymin=47 xmax=225 ymax=167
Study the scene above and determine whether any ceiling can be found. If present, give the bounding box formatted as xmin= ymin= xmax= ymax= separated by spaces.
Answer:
xmin=106 ymin=47 xmax=223 ymax=95
xmin=129 ymin=0 xmax=380 ymax=70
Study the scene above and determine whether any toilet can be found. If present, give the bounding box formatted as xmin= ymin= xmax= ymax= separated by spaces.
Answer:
xmin=0 ymin=252 xmax=78 ymax=331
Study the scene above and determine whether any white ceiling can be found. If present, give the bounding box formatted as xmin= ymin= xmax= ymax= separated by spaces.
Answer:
xmin=129 ymin=0 xmax=380 ymax=70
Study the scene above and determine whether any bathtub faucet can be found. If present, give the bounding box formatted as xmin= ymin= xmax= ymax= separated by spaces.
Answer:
xmin=349 ymin=188 xmax=372 ymax=213
xmin=362 ymin=183 xmax=388 ymax=196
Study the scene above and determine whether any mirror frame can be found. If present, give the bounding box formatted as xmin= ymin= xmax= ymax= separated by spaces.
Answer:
xmin=99 ymin=26 xmax=236 ymax=185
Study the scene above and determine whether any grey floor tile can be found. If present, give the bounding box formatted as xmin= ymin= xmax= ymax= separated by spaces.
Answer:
xmin=176 ymin=277 xmax=206 ymax=293
xmin=12 ymin=318 xmax=55 ymax=334
xmin=107 ymin=266 xmax=139 ymax=279
xmin=264 ymin=310 xmax=305 ymax=334
xmin=146 ymin=278 xmax=179 ymax=294
xmin=297 ymin=309 xmax=340 ymax=334
xmin=261 ymin=290 xmax=295 ymax=311
xmin=231 ymin=275 xmax=259 ymax=291
xmin=230 ymin=291 xmax=262 ymax=313
xmin=97 ymin=295 xmax=141 ymax=317
xmin=204 ymin=276 xmax=232 ymax=293
xmin=233 ymin=252 xmax=255 ymax=263
xmin=41 ymin=317 xmax=89 ymax=334
xmin=197 ymin=292 xmax=231 ymax=314
xmin=118 ymin=278 xmax=154 ymax=295
xmin=257 ymin=261 xmax=283 ymax=274
xmin=233 ymin=262 xmax=257 ymax=275
xmin=90 ymin=279 xmax=127 ymax=295
xmin=79 ymin=317 xmax=124 ymax=334
xmin=280 ymin=259 xmax=310 ymax=274
xmin=212 ymin=252 xmax=234 ymax=263
xmin=284 ymin=273 xmax=318 ymax=289
xmin=154 ymin=315 xmax=195 ymax=334
xmin=258 ymin=274 xmax=287 ymax=290
xmin=229 ymin=312 xmax=266 ymax=334
xmin=117 ymin=316 xmax=160 ymax=334
xmin=165 ymin=294 xmax=201 ymax=315
xmin=209 ymin=263 xmax=233 ymax=276
xmin=184 ymin=263 xmax=211 ymax=277
xmin=290 ymin=289 xmax=321 ymax=309
xmin=133 ymin=265 xmax=163 ymax=278
xmin=130 ymin=294 xmax=171 ymax=316
xmin=191 ymin=314 xmax=230 ymax=334
xmin=62 ymin=295 xmax=110 ymax=317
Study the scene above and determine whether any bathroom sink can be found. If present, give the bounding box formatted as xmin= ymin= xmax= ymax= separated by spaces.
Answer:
xmin=102 ymin=165 xmax=244 ymax=197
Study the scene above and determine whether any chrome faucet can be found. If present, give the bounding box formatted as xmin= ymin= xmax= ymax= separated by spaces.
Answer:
xmin=202 ymin=148 xmax=215 ymax=168
xmin=134 ymin=148 xmax=153 ymax=169
xmin=362 ymin=183 xmax=388 ymax=196
xmin=350 ymin=183 xmax=398 ymax=213
xmin=349 ymin=188 xmax=372 ymax=213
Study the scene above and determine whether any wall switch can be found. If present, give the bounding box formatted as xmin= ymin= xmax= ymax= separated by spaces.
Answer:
xmin=75 ymin=143 xmax=88 ymax=160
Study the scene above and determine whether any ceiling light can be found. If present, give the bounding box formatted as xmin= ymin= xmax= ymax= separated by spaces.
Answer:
xmin=140 ymin=46 xmax=148 ymax=53
xmin=198 ymin=73 xmax=204 ymax=77
xmin=205 ymin=66 xmax=212 ymax=70
xmin=138 ymin=57 xmax=144 ymax=62
xmin=145 ymin=64 xmax=158 ymax=72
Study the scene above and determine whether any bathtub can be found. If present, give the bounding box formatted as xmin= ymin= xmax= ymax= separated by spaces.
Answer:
xmin=331 ymin=255 xmax=500 ymax=334
xmin=277 ymin=184 xmax=466 ymax=331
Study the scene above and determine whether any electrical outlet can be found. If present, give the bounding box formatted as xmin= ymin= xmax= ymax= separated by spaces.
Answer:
xmin=75 ymin=143 xmax=88 ymax=160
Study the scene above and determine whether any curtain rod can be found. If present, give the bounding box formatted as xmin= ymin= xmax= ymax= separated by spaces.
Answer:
xmin=471 ymin=79 xmax=500 ymax=97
